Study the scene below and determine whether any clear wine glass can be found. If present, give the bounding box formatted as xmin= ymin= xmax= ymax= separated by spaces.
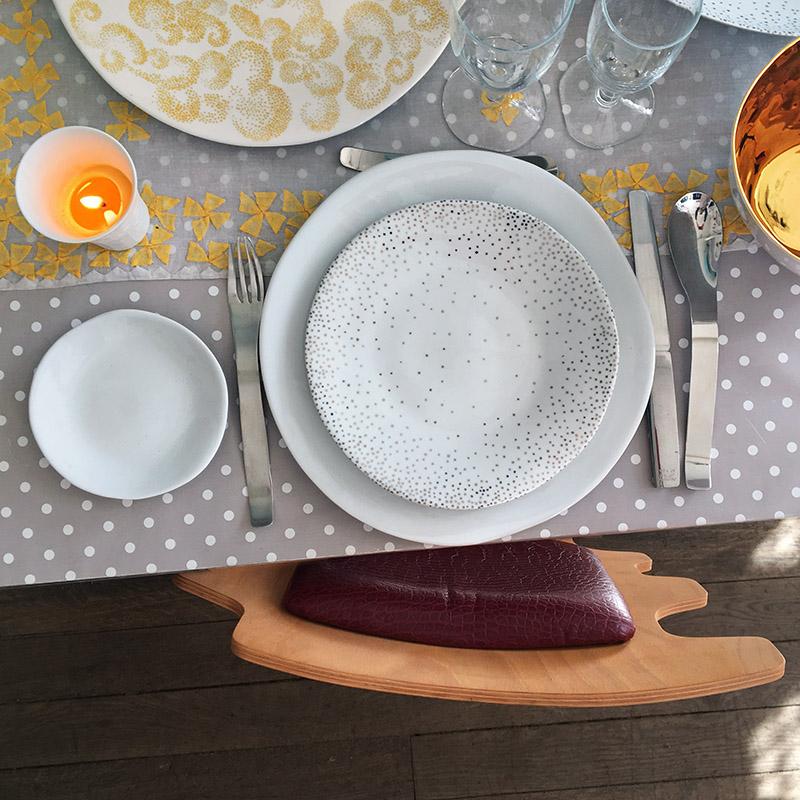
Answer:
xmin=444 ymin=0 xmax=575 ymax=152
xmin=559 ymin=0 xmax=703 ymax=149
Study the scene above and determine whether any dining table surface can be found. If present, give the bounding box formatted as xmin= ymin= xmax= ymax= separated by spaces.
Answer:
xmin=1 ymin=0 xmax=799 ymax=587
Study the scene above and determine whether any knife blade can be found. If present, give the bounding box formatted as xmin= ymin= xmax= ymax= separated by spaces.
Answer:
xmin=340 ymin=146 xmax=558 ymax=175
xmin=629 ymin=190 xmax=681 ymax=489
xmin=667 ymin=192 xmax=723 ymax=491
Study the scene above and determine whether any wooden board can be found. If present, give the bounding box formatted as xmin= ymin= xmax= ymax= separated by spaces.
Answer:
xmin=0 ymin=576 xmax=231 ymax=637
xmin=410 ymin=706 xmax=800 ymax=799
xmin=173 ymin=544 xmax=785 ymax=706
xmin=447 ymin=773 xmax=800 ymax=800
xmin=587 ymin=518 xmax=800 ymax=581
xmin=0 ymin=620 xmax=295 ymax=704
xmin=0 ymin=736 xmax=414 ymax=800
xmin=1 ymin=709 xmax=798 ymax=798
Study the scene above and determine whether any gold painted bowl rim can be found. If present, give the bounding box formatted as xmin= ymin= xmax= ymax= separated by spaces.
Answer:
xmin=731 ymin=36 xmax=800 ymax=260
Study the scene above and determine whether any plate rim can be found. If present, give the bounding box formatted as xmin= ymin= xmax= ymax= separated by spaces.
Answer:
xmin=261 ymin=150 xmax=655 ymax=545
xmin=51 ymin=1 xmax=449 ymax=147
xmin=304 ymin=197 xmax=621 ymax=511
xmin=28 ymin=308 xmax=228 ymax=500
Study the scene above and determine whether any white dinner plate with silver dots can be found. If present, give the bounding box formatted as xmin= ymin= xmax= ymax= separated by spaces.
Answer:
xmin=305 ymin=200 xmax=620 ymax=510
xmin=702 ymin=0 xmax=800 ymax=36
xmin=262 ymin=150 xmax=654 ymax=546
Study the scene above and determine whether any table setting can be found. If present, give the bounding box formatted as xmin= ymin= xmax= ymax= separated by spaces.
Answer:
xmin=1 ymin=0 xmax=800 ymax=589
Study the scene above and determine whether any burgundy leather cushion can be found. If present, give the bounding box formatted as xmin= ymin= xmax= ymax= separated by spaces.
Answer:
xmin=283 ymin=540 xmax=635 ymax=649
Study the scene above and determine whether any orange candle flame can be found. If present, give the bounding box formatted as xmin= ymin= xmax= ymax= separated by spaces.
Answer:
xmin=67 ymin=166 xmax=132 ymax=234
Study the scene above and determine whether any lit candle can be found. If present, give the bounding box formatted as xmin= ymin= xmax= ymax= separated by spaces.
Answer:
xmin=68 ymin=166 xmax=132 ymax=235
xmin=15 ymin=126 xmax=149 ymax=251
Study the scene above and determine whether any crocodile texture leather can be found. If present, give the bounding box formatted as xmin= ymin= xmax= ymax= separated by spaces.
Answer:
xmin=283 ymin=540 xmax=635 ymax=649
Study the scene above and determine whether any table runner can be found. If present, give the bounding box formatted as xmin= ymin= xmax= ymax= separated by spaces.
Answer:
xmin=1 ymin=1 xmax=799 ymax=586
xmin=0 ymin=1 xmax=784 ymax=290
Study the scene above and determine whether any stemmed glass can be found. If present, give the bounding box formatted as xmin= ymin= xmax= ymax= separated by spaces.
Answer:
xmin=559 ymin=0 xmax=703 ymax=149
xmin=444 ymin=0 xmax=575 ymax=152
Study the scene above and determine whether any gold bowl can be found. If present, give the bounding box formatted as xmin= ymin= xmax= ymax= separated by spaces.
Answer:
xmin=732 ymin=37 xmax=800 ymax=275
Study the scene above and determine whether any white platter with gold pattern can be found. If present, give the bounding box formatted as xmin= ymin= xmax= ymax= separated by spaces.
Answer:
xmin=53 ymin=0 xmax=449 ymax=146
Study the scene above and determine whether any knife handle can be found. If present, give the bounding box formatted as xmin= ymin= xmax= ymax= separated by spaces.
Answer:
xmin=647 ymin=350 xmax=681 ymax=488
xmin=685 ymin=320 xmax=719 ymax=490
xmin=339 ymin=146 xmax=558 ymax=175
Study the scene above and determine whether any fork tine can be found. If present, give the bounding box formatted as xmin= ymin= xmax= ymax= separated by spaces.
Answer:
xmin=239 ymin=235 xmax=259 ymax=303
xmin=245 ymin=236 xmax=265 ymax=301
xmin=241 ymin=236 xmax=255 ymax=302
xmin=227 ymin=241 xmax=238 ymax=302
xmin=236 ymin=236 xmax=248 ymax=303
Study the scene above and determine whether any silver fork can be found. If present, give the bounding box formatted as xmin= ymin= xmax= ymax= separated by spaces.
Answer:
xmin=227 ymin=236 xmax=273 ymax=527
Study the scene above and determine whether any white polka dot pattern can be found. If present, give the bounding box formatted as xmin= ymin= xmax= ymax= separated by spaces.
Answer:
xmin=1 ymin=5 xmax=799 ymax=585
xmin=306 ymin=200 xmax=619 ymax=509
xmin=2 ymin=238 xmax=795 ymax=586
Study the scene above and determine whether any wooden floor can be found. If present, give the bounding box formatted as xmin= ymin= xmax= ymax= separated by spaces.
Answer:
xmin=0 ymin=522 xmax=798 ymax=800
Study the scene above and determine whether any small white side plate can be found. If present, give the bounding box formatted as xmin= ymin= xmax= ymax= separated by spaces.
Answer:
xmin=29 ymin=309 xmax=228 ymax=500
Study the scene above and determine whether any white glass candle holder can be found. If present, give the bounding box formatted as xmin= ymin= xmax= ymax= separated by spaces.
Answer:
xmin=15 ymin=126 xmax=149 ymax=251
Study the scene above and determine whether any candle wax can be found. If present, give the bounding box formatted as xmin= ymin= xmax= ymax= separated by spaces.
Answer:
xmin=67 ymin=165 xmax=133 ymax=234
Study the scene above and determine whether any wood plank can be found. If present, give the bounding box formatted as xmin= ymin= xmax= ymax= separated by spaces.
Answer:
xmin=0 ymin=681 xmax=491 ymax=769
xmin=1 ymin=640 xmax=797 ymax=771
xmin=410 ymin=706 xmax=800 ymax=799
xmin=661 ymin=576 xmax=800 ymax=641
xmin=0 ymin=736 xmax=413 ymax=800
xmin=586 ymin=519 xmax=800 ymax=582
xmin=0 ymin=620 xmax=294 ymax=704
xmin=0 ymin=576 xmax=231 ymax=638
xmin=451 ymin=771 xmax=800 ymax=800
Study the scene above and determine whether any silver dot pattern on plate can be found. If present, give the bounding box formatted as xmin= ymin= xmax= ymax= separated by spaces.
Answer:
xmin=702 ymin=0 xmax=800 ymax=35
xmin=305 ymin=200 xmax=619 ymax=510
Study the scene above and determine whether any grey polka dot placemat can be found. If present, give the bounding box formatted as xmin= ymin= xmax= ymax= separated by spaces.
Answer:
xmin=1 ymin=243 xmax=799 ymax=586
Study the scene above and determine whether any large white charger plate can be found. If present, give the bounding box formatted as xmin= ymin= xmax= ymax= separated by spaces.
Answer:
xmin=261 ymin=151 xmax=654 ymax=546
xmin=702 ymin=1 xmax=800 ymax=35
xmin=305 ymin=199 xmax=619 ymax=511
xmin=53 ymin=0 xmax=449 ymax=146
xmin=29 ymin=309 xmax=228 ymax=500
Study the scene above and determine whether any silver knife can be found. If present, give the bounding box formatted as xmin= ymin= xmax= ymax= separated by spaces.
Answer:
xmin=668 ymin=192 xmax=723 ymax=491
xmin=340 ymin=146 xmax=558 ymax=175
xmin=629 ymin=190 xmax=681 ymax=489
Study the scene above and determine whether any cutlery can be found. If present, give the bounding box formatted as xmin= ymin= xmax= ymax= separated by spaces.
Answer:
xmin=228 ymin=236 xmax=274 ymax=526
xmin=667 ymin=192 xmax=723 ymax=491
xmin=629 ymin=190 xmax=680 ymax=488
xmin=340 ymin=146 xmax=558 ymax=175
